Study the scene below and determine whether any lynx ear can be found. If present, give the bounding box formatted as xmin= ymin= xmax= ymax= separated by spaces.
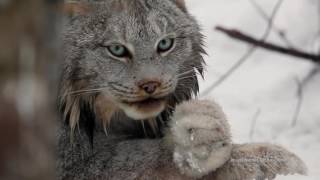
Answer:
xmin=62 ymin=2 xmax=92 ymax=17
xmin=171 ymin=0 xmax=187 ymax=12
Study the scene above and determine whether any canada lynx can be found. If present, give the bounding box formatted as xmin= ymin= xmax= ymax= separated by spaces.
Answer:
xmin=57 ymin=1 xmax=306 ymax=179
xmin=58 ymin=0 xmax=205 ymax=179
xmin=59 ymin=0 xmax=204 ymax=139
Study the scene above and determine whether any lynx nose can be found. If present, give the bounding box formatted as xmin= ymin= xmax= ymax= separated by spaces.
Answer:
xmin=138 ymin=81 xmax=161 ymax=94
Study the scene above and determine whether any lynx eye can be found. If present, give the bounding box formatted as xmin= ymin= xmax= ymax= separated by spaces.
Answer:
xmin=107 ymin=44 xmax=130 ymax=58
xmin=157 ymin=38 xmax=175 ymax=53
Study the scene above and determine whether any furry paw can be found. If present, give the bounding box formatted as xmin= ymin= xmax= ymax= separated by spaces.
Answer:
xmin=169 ymin=100 xmax=233 ymax=178
xmin=211 ymin=143 xmax=308 ymax=180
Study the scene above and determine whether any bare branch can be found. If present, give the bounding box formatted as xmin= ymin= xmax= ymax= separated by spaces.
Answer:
xmin=201 ymin=0 xmax=284 ymax=96
xmin=249 ymin=0 xmax=296 ymax=49
xmin=249 ymin=108 xmax=261 ymax=141
xmin=215 ymin=26 xmax=320 ymax=63
xmin=292 ymin=67 xmax=320 ymax=127
xmin=317 ymin=0 xmax=320 ymax=55
xmin=201 ymin=47 xmax=256 ymax=96
xmin=292 ymin=77 xmax=304 ymax=127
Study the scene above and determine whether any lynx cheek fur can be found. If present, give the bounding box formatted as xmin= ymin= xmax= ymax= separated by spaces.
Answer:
xmin=59 ymin=0 xmax=205 ymax=139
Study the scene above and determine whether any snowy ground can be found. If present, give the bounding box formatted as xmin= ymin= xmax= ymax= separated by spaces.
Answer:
xmin=185 ymin=0 xmax=320 ymax=179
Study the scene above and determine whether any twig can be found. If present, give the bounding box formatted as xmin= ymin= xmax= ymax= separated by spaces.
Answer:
xmin=201 ymin=47 xmax=256 ymax=96
xmin=249 ymin=108 xmax=261 ymax=141
xmin=201 ymin=0 xmax=284 ymax=97
xmin=291 ymin=67 xmax=320 ymax=127
xmin=317 ymin=0 xmax=320 ymax=55
xmin=309 ymin=1 xmax=320 ymax=55
xmin=248 ymin=0 xmax=296 ymax=49
xmin=292 ymin=77 xmax=304 ymax=127
xmin=215 ymin=26 xmax=320 ymax=63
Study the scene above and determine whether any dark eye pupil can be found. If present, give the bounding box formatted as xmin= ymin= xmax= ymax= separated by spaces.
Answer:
xmin=115 ymin=46 xmax=121 ymax=51
xmin=161 ymin=40 xmax=168 ymax=45
xmin=113 ymin=45 xmax=123 ymax=53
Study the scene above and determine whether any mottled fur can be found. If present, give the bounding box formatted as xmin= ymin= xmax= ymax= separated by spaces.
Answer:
xmin=59 ymin=0 xmax=205 ymax=140
xmin=169 ymin=100 xmax=233 ymax=178
xmin=57 ymin=97 xmax=307 ymax=180
xmin=57 ymin=0 xmax=205 ymax=179
xmin=209 ymin=143 xmax=307 ymax=180
xmin=169 ymin=100 xmax=307 ymax=179
xmin=57 ymin=1 xmax=306 ymax=179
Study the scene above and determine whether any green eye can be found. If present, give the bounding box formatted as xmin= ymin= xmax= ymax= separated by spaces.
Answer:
xmin=107 ymin=44 xmax=130 ymax=58
xmin=157 ymin=38 xmax=174 ymax=53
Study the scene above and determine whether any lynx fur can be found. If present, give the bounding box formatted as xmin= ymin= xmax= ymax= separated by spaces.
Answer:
xmin=57 ymin=0 xmax=307 ymax=179
xmin=169 ymin=100 xmax=307 ymax=179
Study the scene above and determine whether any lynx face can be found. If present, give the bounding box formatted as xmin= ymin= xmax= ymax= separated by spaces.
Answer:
xmin=61 ymin=0 xmax=205 ymax=131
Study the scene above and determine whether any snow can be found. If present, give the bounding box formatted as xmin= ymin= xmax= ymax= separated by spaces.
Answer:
xmin=185 ymin=0 xmax=320 ymax=179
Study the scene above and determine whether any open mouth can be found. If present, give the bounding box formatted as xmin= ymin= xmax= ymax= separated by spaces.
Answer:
xmin=120 ymin=97 xmax=167 ymax=120
xmin=124 ymin=97 xmax=166 ymax=109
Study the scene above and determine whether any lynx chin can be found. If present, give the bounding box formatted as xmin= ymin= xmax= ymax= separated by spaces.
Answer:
xmin=59 ymin=0 xmax=205 ymax=139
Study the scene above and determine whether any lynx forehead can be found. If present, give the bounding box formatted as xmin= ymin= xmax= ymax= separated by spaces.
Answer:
xmin=60 ymin=0 xmax=205 ymax=135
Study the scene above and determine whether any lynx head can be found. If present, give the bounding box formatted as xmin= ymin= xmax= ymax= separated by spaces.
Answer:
xmin=60 ymin=0 xmax=206 ymax=138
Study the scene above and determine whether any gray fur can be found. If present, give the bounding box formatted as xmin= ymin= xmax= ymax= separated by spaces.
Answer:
xmin=57 ymin=1 xmax=307 ymax=180
xmin=57 ymin=0 xmax=306 ymax=180
xmin=59 ymin=0 xmax=204 ymax=136
xmin=57 ymin=0 xmax=205 ymax=179
xmin=57 ymin=97 xmax=307 ymax=180
xmin=208 ymin=143 xmax=308 ymax=180
xmin=169 ymin=100 xmax=307 ymax=180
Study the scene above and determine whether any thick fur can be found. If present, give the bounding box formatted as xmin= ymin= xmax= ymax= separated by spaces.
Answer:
xmin=208 ymin=143 xmax=307 ymax=180
xmin=59 ymin=0 xmax=205 ymax=140
xmin=57 ymin=0 xmax=205 ymax=179
xmin=57 ymin=1 xmax=306 ymax=179
xmin=169 ymin=100 xmax=307 ymax=180
xmin=57 ymin=99 xmax=307 ymax=180
xmin=169 ymin=100 xmax=233 ymax=178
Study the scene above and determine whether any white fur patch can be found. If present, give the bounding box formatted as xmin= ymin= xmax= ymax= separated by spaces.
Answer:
xmin=119 ymin=103 xmax=165 ymax=120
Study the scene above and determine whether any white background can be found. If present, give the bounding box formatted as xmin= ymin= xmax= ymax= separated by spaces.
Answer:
xmin=185 ymin=0 xmax=320 ymax=179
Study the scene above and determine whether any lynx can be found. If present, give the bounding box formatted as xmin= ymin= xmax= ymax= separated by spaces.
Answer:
xmin=57 ymin=1 xmax=306 ymax=179
xmin=58 ymin=0 xmax=205 ymax=179
xmin=59 ymin=0 xmax=204 ymax=140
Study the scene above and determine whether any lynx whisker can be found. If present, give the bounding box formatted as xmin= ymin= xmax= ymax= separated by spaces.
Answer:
xmin=177 ymin=75 xmax=198 ymax=81
xmin=179 ymin=64 xmax=204 ymax=70
xmin=177 ymin=69 xmax=202 ymax=77
xmin=66 ymin=87 xmax=109 ymax=96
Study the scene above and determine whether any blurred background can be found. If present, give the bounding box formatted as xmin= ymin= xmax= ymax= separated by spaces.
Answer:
xmin=185 ymin=0 xmax=320 ymax=179
xmin=0 ymin=1 xmax=60 ymax=179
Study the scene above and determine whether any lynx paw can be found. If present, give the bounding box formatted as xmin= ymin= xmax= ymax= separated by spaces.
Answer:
xmin=212 ymin=143 xmax=308 ymax=180
xmin=169 ymin=100 xmax=232 ymax=178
